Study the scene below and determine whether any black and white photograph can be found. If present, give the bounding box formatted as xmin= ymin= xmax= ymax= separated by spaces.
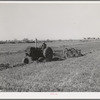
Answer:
xmin=0 ymin=1 xmax=100 ymax=97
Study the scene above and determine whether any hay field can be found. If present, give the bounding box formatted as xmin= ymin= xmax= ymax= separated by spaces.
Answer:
xmin=0 ymin=40 xmax=100 ymax=92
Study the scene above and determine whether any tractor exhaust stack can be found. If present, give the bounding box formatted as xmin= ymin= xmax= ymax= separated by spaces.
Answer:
xmin=35 ymin=38 xmax=37 ymax=48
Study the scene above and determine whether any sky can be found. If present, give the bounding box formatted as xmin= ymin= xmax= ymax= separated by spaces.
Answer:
xmin=0 ymin=2 xmax=100 ymax=40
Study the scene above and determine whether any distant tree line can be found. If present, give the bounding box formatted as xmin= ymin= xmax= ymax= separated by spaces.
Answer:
xmin=0 ymin=38 xmax=53 ymax=44
xmin=83 ymin=37 xmax=100 ymax=40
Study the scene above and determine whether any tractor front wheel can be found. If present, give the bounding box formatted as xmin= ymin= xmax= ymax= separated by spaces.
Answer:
xmin=23 ymin=57 xmax=29 ymax=64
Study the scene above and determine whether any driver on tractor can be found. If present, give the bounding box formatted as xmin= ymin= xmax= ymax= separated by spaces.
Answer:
xmin=41 ymin=42 xmax=47 ymax=50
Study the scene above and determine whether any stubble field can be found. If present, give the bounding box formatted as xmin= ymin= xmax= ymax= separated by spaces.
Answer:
xmin=0 ymin=40 xmax=100 ymax=92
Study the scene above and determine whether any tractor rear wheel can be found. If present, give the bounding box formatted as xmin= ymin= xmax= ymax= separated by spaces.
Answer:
xmin=43 ymin=47 xmax=53 ymax=61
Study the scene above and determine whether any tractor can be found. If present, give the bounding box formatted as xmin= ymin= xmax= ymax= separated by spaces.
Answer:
xmin=23 ymin=39 xmax=53 ymax=64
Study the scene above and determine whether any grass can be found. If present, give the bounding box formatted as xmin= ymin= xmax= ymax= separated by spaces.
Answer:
xmin=0 ymin=40 xmax=100 ymax=91
xmin=0 ymin=51 xmax=100 ymax=92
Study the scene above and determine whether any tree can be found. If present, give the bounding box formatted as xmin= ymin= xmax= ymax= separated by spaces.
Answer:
xmin=22 ymin=38 xmax=29 ymax=43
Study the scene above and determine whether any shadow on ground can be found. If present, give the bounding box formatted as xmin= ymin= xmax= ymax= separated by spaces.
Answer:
xmin=52 ymin=57 xmax=65 ymax=61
